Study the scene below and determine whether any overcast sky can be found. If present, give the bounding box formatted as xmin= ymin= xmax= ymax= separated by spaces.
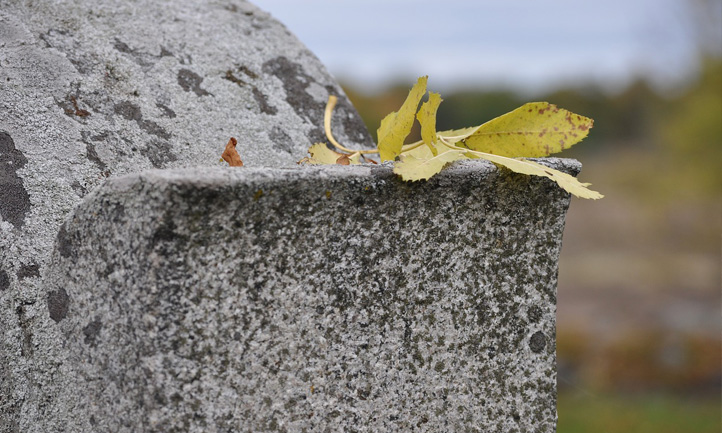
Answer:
xmin=252 ymin=0 xmax=716 ymax=94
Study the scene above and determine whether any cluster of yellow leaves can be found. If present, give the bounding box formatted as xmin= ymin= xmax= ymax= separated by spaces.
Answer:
xmin=223 ymin=76 xmax=602 ymax=199
xmin=380 ymin=77 xmax=602 ymax=199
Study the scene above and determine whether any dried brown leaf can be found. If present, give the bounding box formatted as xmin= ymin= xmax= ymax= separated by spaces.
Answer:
xmin=221 ymin=137 xmax=244 ymax=167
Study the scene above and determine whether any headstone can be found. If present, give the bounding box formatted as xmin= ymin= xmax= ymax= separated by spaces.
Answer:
xmin=1 ymin=1 xmax=577 ymax=431
xmin=1 ymin=0 xmax=371 ymax=430
xmin=40 ymin=159 xmax=574 ymax=432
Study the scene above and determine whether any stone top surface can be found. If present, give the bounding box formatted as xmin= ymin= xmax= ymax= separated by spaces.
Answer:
xmin=96 ymin=157 xmax=581 ymax=190
xmin=30 ymin=158 xmax=576 ymax=432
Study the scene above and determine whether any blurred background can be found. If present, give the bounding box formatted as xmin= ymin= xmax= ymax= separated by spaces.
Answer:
xmin=254 ymin=1 xmax=721 ymax=431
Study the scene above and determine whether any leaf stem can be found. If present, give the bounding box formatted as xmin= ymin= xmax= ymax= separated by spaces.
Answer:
xmin=324 ymin=96 xmax=376 ymax=155
xmin=323 ymin=95 xmax=425 ymax=156
xmin=437 ymin=136 xmax=464 ymax=150
xmin=400 ymin=140 xmax=426 ymax=153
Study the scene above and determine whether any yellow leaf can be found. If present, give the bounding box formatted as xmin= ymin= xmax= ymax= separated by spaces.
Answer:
xmin=403 ymin=142 xmax=435 ymax=160
xmin=438 ymin=102 xmax=593 ymax=157
xmin=416 ymin=92 xmax=442 ymax=156
xmin=393 ymin=149 xmax=467 ymax=181
xmin=308 ymin=142 xmax=341 ymax=164
xmin=302 ymin=143 xmax=360 ymax=165
xmin=465 ymin=150 xmax=603 ymax=199
xmin=377 ymin=76 xmax=428 ymax=161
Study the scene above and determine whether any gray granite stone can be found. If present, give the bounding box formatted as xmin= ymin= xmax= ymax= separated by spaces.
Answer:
xmin=34 ymin=158 xmax=577 ymax=432
xmin=0 ymin=1 xmax=577 ymax=430
xmin=0 ymin=1 xmax=372 ymax=430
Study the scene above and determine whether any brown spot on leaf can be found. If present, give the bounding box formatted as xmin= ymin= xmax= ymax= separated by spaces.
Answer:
xmin=221 ymin=137 xmax=244 ymax=167
xmin=335 ymin=155 xmax=350 ymax=165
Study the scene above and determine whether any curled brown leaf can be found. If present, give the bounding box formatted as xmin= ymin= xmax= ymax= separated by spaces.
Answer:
xmin=221 ymin=137 xmax=244 ymax=167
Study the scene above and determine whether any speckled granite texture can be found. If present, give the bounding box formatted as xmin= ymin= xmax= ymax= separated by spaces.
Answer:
xmin=0 ymin=1 xmax=575 ymax=430
xmin=0 ymin=1 xmax=372 ymax=430
xmin=38 ymin=159 xmax=577 ymax=433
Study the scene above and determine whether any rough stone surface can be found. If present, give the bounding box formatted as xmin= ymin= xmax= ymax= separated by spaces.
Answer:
xmin=0 ymin=1 xmax=372 ymax=430
xmin=33 ymin=158 xmax=577 ymax=432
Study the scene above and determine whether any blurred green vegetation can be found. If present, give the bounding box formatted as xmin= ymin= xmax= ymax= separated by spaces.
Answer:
xmin=558 ymin=392 xmax=721 ymax=433
xmin=558 ymin=330 xmax=721 ymax=394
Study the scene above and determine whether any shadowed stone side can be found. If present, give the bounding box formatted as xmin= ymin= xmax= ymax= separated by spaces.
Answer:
xmin=39 ymin=159 xmax=577 ymax=432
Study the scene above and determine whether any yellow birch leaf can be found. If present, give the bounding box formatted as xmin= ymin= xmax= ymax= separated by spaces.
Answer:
xmin=465 ymin=150 xmax=603 ymax=199
xmin=393 ymin=149 xmax=468 ymax=181
xmin=403 ymin=143 xmax=435 ymax=159
xmin=416 ymin=92 xmax=442 ymax=156
xmin=404 ymin=137 xmax=464 ymax=160
xmin=377 ymin=76 xmax=428 ymax=161
xmin=308 ymin=142 xmax=341 ymax=164
xmin=303 ymin=143 xmax=359 ymax=165
xmin=438 ymin=102 xmax=593 ymax=157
